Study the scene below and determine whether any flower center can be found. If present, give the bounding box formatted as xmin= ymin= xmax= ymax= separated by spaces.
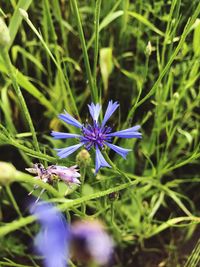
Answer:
xmin=81 ymin=122 xmax=112 ymax=150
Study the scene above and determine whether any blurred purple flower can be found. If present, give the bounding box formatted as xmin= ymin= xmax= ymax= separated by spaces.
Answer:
xmin=51 ymin=100 xmax=142 ymax=173
xmin=30 ymin=202 xmax=70 ymax=267
xmin=71 ymin=220 xmax=114 ymax=265
xmin=26 ymin=163 xmax=81 ymax=186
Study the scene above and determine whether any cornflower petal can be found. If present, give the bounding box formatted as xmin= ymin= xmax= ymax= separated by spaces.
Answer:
xmin=30 ymin=202 xmax=69 ymax=267
xmin=107 ymin=125 xmax=142 ymax=138
xmin=56 ymin=143 xmax=83 ymax=158
xmin=95 ymin=146 xmax=111 ymax=173
xmin=58 ymin=111 xmax=82 ymax=128
xmin=51 ymin=131 xmax=82 ymax=139
xmin=101 ymin=100 xmax=119 ymax=127
xmin=105 ymin=142 xmax=131 ymax=159
xmin=88 ymin=103 xmax=101 ymax=122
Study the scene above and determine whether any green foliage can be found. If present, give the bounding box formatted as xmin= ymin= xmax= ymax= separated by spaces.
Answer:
xmin=0 ymin=0 xmax=199 ymax=266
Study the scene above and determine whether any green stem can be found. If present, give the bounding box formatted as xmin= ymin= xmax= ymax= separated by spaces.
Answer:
xmin=6 ymin=185 xmax=33 ymax=237
xmin=102 ymin=151 xmax=131 ymax=182
xmin=0 ymin=180 xmax=137 ymax=237
xmin=15 ymin=171 xmax=62 ymax=198
xmin=80 ymin=167 xmax=86 ymax=213
xmin=71 ymin=0 xmax=98 ymax=103
xmin=0 ymin=48 xmax=40 ymax=153
xmin=93 ymin=0 xmax=102 ymax=90
xmin=19 ymin=9 xmax=79 ymax=119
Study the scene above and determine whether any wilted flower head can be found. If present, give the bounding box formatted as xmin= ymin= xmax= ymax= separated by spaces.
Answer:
xmin=71 ymin=220 xmax=114 ymax=265
xmin=48 ymin=165 xmax=81 ymax=185
xmin=26 ymin=163 xmax=81 ymax=186
xmin=30 ymin=202 xmax=70 ymax=267
xmin=51 ymin=100 xmax=142 ymax=173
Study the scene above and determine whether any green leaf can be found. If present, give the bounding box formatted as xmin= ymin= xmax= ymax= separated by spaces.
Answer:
xmin=100 ymin=47 xmax=113 ymax=92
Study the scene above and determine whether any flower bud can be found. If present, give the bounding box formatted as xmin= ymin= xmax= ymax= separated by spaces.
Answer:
xmin=76 ymin=149 xmax=91 ymax=168
xmin=145 ymin=41 xmax=152 ymax=56
xmin=0 ymin=17 xmax=10 ymax=47
xmin=0 ymin=162 xmax=16 ymax=186
xmin=108 ymin=191 xmax=119 ymax=202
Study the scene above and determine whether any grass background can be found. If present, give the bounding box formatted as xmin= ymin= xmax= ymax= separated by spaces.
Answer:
xmin=0 ymin=0 xmax=200 ymax=266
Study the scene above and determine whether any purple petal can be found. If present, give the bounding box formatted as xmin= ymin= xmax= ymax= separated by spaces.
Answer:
xmin=95 ymin=146 xmax=111 ymax=173
xmin=55 ymin=143 xmax=83 ymax=158
xmin=101 ymin=100 xmax=119 ymax=127
xmin=58 ymin=111 xmax=82 ymax=128
xmin=105 ymin=142 xmax=131 ymax=159
xmin=88 ymin=103 xmax=101 ymax=122
xmin=71 ymin=220 xmax=114 ymax=265
xmin=30 ymin=202 xmax=69 ymax=267
xmin=48 ymin=165 xmax=81 ymax=185
xmin=107 ymin=125 xmax=142 ymax=138
xmin=51 ymin=131 xmax=82 ymax=139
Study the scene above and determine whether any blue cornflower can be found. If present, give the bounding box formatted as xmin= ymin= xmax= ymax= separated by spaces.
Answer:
xmin=51 ymin=101 xmax=142 ymax=173
xmin=30 ymin=202 xmax=70 ymax=267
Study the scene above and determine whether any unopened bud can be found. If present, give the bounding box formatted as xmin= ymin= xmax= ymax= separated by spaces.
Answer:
xmin=76 ymin=149 xmax=91 ymax=168
xmin=0 ymin=18 xmax=10 ymax=47
xmin=173 ymin=92 xmax=179 ymax=99
xmin=0 ymin=162 xmax=16 ymax=186
xmin=145 ymin=41 xmax=152 ymax=56
xmin=108 ymin=191 xmax=119 ymax=202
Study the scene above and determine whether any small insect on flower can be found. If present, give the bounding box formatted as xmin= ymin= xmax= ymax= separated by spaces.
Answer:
xmin=71 ymin=220 xmax=114 ymax=265
xmin=26 ymin=163 xmax=81 ymax=186
xmin=47 ymin=165 xmax=81 ymax=185
xmin=30 ymin=202 xmax=70 ymax=267
xmin=51 ymin=100 xmax=142 ymax=173
xmin=26 ymin=163 xmax=81 ymax=200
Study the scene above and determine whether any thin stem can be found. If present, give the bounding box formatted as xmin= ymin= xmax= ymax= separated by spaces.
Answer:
xmin=19 ymin=9 xmax=79 ymax=119
xmin=71 ymin=0 xmax=98 ymax=103
xmin=6 ymin=185 xmax=33 ymax=238
xmin=15 ymin=171 xmax=62 ymax=198
xmin=80 ymin=166 xmax=86 ymax=213
xmin=93 ymin=0 xmax=102 ymax=90
xmin=0 ymin=48 xmax=40 ymax=153
xmin=0 ymin=180 xmax=137 ymax=237
xmin=102 ymin=151 xmax=131 ymax=182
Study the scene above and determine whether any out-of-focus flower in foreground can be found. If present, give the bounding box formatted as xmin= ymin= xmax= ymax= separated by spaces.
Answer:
xmin=31 ymin=202 xmax=114 ymax=267
xmin=51 ymin=100 xmax=142 ymax=173
xmin=26 ymin=163 xmax=81 ymax=186
xmin=71 ymin=220 xmax=114 ymax=265
xmin=30 ymin=202 xmax=69 ymax=267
